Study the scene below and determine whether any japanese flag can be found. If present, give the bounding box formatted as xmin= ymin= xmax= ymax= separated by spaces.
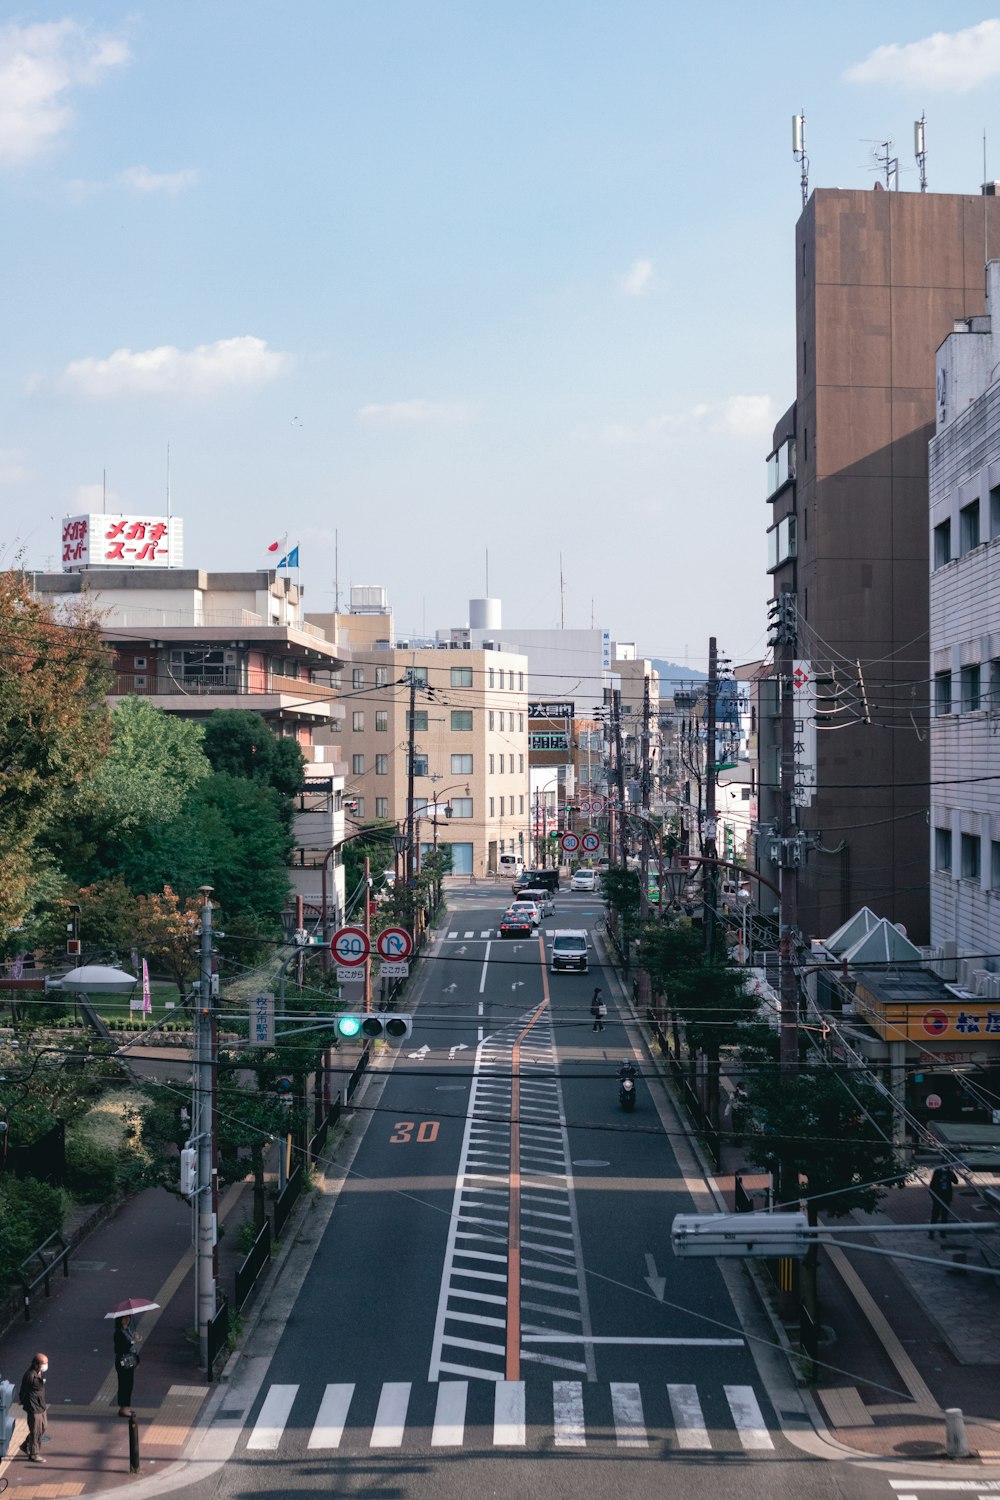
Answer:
xmin=267 ymin=533 xmax=288 ymax=555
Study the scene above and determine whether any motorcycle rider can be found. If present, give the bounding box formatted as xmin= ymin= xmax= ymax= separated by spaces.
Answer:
xmin=618 ymin=1058 xmax=636 ymax=1082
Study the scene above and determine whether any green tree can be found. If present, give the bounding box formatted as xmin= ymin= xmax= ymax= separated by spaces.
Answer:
xmin=601 ymin=867 xmax=642 ymax=968
xmin=201 ymin=710 xmax=305 ymax=801
xmin=0 ymin=570 xmax=112 ymax=933
xmin=342 ymin=822 xmax=397 ymax=902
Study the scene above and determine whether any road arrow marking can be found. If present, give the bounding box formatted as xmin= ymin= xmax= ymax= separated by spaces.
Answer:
xmin=457 ymin=946 xmax=467 ymax=955
xmin=644 ymin=1253 xmax=666 ymax=1301
xmin=511 ymin=981 xmax=524 ymax=991
xmin=443 ymin=983 xmax=457 ymax=993
xmin=448 ymin=1044 xmax=469 ymax=1061
xmin=407 ymin=1045 xmax=432 ymax=1060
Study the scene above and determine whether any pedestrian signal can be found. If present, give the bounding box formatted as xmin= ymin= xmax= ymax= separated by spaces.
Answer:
xmin=336 ymin=1013 xmax=412 ymax=1045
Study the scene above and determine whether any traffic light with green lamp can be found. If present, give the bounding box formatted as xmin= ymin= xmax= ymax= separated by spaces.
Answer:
xmin=335 ymin=1013 xmax=412 ymax=1045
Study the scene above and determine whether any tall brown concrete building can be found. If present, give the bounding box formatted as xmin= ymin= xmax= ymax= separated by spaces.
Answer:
xmin=763 ymin=187 xmax=1000 ymax=945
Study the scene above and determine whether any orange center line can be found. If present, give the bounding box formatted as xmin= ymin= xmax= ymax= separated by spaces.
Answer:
xmin=505 ymin=935 xmax=550 ymax=1381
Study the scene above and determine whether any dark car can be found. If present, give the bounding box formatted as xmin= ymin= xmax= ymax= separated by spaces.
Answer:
xmin=499 ymin=910 xmax=534 ymax=939
xmin=514 ymin=868 xmax=559 ymax=895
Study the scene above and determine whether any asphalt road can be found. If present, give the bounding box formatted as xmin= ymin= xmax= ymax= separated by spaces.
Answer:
xmin=170 ymin=886 xmax=907 ymax=1500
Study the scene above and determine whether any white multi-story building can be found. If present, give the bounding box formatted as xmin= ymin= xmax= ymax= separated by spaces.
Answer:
xmin=929 ymin=261 xmax=1000 ymax=972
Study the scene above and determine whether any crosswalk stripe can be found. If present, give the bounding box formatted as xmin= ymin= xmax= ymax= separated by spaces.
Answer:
xmin=370 ymin=1382 xmax=411 ymax=1448
xmin=552 ymin=1381 xmax=586 ymax=1447
xmin=307 ymin=1383 xmax=355 ymax=1449
xmin=610 ymin=1383 xmax=648 ymax=1449
xmin=464 ymin=930 xmax=474 ymax=937
xmin=724 ymin=1385 xmax=774 ymax=1450
xmin=247 ymin=1384 xmax=298 ymax=1450
xmin=667 ymin=1384 xmax=710 ymax=1450
xmin=432 ymin=1381 xmax=467 ymax=1446
xmin=494 ymin=1381 xmax=526 ymax=1445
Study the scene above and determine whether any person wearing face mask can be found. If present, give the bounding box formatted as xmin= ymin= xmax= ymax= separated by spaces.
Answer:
xmin=18 ymin=1353 xmax=49 ymax=1463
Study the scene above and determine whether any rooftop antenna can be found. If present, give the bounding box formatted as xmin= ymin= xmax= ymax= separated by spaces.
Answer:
xmin=485 ymin=547 xmax=489 ymax=596
xmin=985 ymin=129 xmax=990 ymax=276
xmin=870 ymin=138 xmax=899 ymax=190
xmin=914 ymin=114 xmax=928 ymax=192
xmin=559 ymin=553 xmax=565 ymax=629
xmin=792 ymin=112 xmax=809 ymax=208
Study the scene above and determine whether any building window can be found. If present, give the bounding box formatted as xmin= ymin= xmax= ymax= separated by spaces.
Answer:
xmin=509 ymin=795 xmax=514 ymax=815
xmin=375 ymin=710 xmax=388 ymax=732
xmin=519 ymin=754 xmax=524 ymax=772
xmin=488 ymin=668 xmax=495 ymax=689
xmin=992 ymin=840 xmax=1000 ymax=889
xmin=352 ymin=711 xmax=364 ymax=731
xmin=489 ymin=753 xmax=495 ymax=773
xmin=375 ymin=754 xmax=389 ymax=775
xmin=407 ymin=667 xmax=428 ymax=685
xmin=767 ymin=514 xmax=797 ymax=571
xmin=519 ymin=795 xmax=524 ymax=814
xmin=489 ymin=797 xmax=495 ymax=817
xmin=450 ymin=798 xmax=473 ymax=818
xmin=375 ymin=666 xmax=388 ymax=688
xmin=451 ymin=710 xmax=473 ymax=731
xmin=376 ymin=797 xmax=389 ymax=818
xmin=451 ymin=666 xmax=473 ymax=687
xmin=499 ymin=711 xmax=505 ymax=732
xmin=960 ymin=500 xmax=981 ymax=554
xmin=354 ymin=797 xmax=365 ymax=818
xmin=407 ymin=754 xmax=428 ymax=777
xmin=991 ymin=661 xmax=1000 ymax=708
xmin=933 ymin=520 xmax=951 ymax=568
xmin=934 ymin=671 xmax=952 ymax=717
xmin=961 ymin=832 xmax=981 ymax=881
xmin=451 ymin=754 xmax=473 ymax=774
xmin=406 ymin=711 xmax=428 ymax=731
xmin=961 ymin=663 xmax=981 ymax=713
xmin=935 ymin=827 xmax=952 ymax=871
xmin=488 ymin=710 xmax=495 ymax=731
xmin=352 ymin=668 xmax=364 ymax=689
xmin=519 ymin=672 xmax=524 ymax=691
xmin=352 ymin=754 xmax=365 ymax=775
xmin=519 ymin=712 xmax=524 ymax=731
xmin=991 ymin=485 xmax=1000 ymax=539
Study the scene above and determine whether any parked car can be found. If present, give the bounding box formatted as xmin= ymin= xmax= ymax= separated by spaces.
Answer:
xmin=550 ymin=929 xmax=589 ymax=972
xmin=571 ymin=869 xmax=598 ymax=892
xmin=517 ymin=888 xmax=554 ymax=917
xmin=499 ymin=910 xmax=534 ymax=939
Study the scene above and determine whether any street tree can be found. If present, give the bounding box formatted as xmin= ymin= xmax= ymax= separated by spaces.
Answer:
xmin=0 ymin=570 xmax=111 ymax=933
xmin=201 ymin=710 xmax=305 ymax=802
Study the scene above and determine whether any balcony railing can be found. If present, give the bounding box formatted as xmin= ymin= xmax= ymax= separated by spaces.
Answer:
xmin=112 ymin=672 xmax=336 ymax=702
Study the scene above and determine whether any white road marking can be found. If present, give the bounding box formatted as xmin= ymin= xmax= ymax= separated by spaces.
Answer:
xmin=370 ymin=1382 xmax=411 ymax=1448
xmin=724 ymin=1385 xmax=774 ymax=1450
xmin=552 ymin=1381 xmax=586 ymax=1447
xmin=494 ymin=1380 xmax=526 ymax=1445
xmin=247 ymin=1384 xmax=298 ymax=1450
xmin=479 ymin=941 xmax=491 ymax=993
xmin=667 ymin=1384 xmax=710 ymax=1450
xmin=464 ymin=930 xmax=474 ymax=938
xmin=432 ymin=1380 xmax=467 ymax=1446
xmin=521 ymin=1335 xmax=744 ymax=1346
xmin=307 ymin=1383 xmax=354 ymax=1449
xmin=610 ymin=1383 xmax=648 ymax=1448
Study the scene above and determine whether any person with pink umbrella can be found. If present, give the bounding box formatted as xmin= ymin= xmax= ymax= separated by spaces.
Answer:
xmin=104 ymin=1298 xmax=158 ymax=1419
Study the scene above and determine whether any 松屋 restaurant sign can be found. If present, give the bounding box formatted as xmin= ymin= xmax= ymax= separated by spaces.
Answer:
xmin=62 ymin=514 xmax=184 ymax=570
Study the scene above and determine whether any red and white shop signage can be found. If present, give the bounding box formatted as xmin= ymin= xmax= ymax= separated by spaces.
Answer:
xmin=62 ymin=513 xmax=184 ymax=571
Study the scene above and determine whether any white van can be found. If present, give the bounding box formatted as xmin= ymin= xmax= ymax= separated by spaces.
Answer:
xmin=498 ymin=853 xmax=524 ymax=880
xmin=550 ymin=929 xmax=589 ymax=973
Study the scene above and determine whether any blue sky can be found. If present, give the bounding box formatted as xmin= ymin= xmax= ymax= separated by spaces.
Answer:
xmin=2 ymin=4 xmax=999 ymax=670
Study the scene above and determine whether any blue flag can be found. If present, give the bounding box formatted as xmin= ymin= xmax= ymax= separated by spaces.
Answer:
xmin=277 ymin=545 xmax=299 ymax=569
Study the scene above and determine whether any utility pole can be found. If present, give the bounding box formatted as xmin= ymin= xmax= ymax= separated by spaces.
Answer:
xmin=769 ymin=589 xmax=801 ymax=1207
xmin=702 ymin=638 xmax=719 ymax=956
xmin=639 ymin=675 xmax=652 ymax=923
xmin=613 ymin=688 xmax=627 ymax=871
xmin=405 ymin=671 xmax=417 ymax=940
xmin=363 ymin=854 xmax=372 ymax=1013
xmin=194 ymin=886 xmax=216 ymax=1369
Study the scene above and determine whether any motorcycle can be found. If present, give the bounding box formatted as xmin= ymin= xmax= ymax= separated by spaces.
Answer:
xmin=618 ymin=1063 xmax=637 ymax=1112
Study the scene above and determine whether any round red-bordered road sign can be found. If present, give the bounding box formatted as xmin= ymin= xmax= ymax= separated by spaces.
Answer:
xmin=376 ymin=927 xmax=413 ymax=961
xmin=561 ymin=832 xmax=581 ymax=853
xmin=331 ymin=926 xmax=370 ymax=965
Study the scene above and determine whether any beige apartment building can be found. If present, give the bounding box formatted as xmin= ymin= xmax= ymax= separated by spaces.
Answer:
xmin=309 ymin=592 xmax=529 ymax=876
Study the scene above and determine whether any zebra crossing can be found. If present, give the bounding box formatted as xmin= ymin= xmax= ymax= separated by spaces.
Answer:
xmin=244 ymin=1378 xmax=776 ymax=1454
xmin=445 ymin=929 xmax=556 ymax=939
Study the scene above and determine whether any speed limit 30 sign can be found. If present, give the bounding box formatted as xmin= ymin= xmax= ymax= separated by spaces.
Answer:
xmin=331 ymin=926 xmax=370 ymax=965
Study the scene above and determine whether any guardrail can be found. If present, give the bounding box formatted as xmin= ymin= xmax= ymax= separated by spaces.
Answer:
xmin=18 ymin=1232 xmax=70 ymax=1321
xmin=346 ymin=1047 xmax=369 ymax=1103
xmin=206 ymin=1296 xmax=229 ymax=1382
xmin=234 ymin=1223 xmax=272 ymax=1312
xmin=273 ymin=1165 xmax=302 ymax=1240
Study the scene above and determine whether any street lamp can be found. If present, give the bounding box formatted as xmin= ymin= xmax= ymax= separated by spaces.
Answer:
xmin=533 ymin=778 xmax=560 ymax=867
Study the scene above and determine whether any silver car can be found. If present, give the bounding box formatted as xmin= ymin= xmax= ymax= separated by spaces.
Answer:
xmin=516 ymin=888 xmax=554 ymax=917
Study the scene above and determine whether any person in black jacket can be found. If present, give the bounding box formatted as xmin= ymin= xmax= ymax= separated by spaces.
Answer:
xmin=18 ymin=1353 xmax=48 ymax=1462
xmin=929 ymin=1162 xmax=959 ymax=1237
xmin=114 ymin=1316 xmax=140 ymax=1417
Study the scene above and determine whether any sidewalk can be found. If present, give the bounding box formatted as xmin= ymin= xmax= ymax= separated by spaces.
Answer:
xmin=712 ymin=1076 xmax=1000 ymax=1461
xmin=0 ymin=1173 xmax=258 ymax=1494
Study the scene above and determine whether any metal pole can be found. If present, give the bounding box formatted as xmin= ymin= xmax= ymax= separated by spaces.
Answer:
xmin=406 ymin=672 xmax=417 ymax=940
xmin=363 ymin=855 xmax=372 ymax=1013
xmin=195 ymin=886 xmax=216 ymax=1369
xmin=703 ymin=638 xmax=718 ymax=956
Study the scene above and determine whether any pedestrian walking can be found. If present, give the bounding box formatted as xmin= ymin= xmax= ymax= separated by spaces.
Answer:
xmin=929 ymin=1161 xmax=958 ymax=1236
xmin=114 ymin=1315 xmax=141 ymax=1417
xmin=17 ymin=1353 xmax=48 ymax=1463
xmin=591 ymin=988 xmax=607 ymax=1032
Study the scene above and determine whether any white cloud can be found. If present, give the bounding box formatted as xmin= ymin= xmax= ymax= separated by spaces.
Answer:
xmin=357 ymin=399 xmax=475 ymax=425
xmin=55 ymin=336 xmax=291 ymax=398
xmin=620 ymin=257 xmax=654 ymax=296
xmin=845 ymin=19 xmax=1000 ymax=92
xmin=0 ymin=448 xmax=29 ymax=484
xmin=0 ymin=19 xmax=129 ymax=166
xmin=599 ymin=394 xmax=774 ymax=445
xmin=119 ymin=165 xmax=199 ymax=196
